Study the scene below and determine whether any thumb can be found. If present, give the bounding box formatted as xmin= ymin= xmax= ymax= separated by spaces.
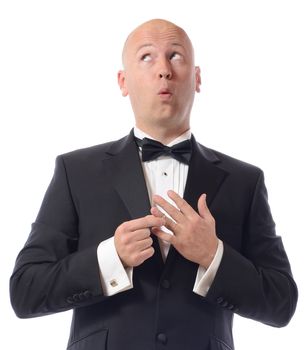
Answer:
xmin=198 ymin=193 xmax=209 ymax=218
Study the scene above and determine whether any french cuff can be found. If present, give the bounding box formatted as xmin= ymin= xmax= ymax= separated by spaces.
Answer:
xmin=97 ymin=236 xmax=133 ymax=296
xmin=193 ymin=239 xmax=224 ymax=296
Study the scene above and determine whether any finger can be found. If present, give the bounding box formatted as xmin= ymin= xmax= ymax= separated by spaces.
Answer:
xmin=133 ymin=228 xmax=151 ymax=240
xmin=138 ymin=246 xmax=155 ymax=263
xmin=167 ymin=190 xmax=195 ymax=217
xmin=163 ymin=217 xmax=178 ymax=234
xmin=116 ymin=228 xmax=151 ymax=249
xmin=152 ymin=227 xmax=175 ymax=244
xmin=150 ymin=206 xmax=164 ymax=218
xmin=136 ymin=236 xmax=153 ymax=251
xmin=150 ymin=206 xmax=178 ymax=234
xmin=125 ymin=215 xmax=166 ymax=232
xmin=197 ymin=193 xmax=208 ymax=219
xmin=152 ymin=195 xmax=183 ymax=223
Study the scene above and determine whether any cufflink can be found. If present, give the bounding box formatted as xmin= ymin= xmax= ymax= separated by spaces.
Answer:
xmin=110 ymin=279 xmax=118 ymax=287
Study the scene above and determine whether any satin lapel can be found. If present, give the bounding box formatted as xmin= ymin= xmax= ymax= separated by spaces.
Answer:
xmin=102 ymin=131 xmax=164 ymax=268
xmin=183 ymin=137 xmax=229 ymax=211
xmin=104 ymin=136 xmax=150 ymax=220
xmin=165 ymin=136 xmax=229 ymax=265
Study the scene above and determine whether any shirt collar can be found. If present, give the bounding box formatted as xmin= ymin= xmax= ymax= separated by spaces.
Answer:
xmin=133 ymin=126 xmax=191 ymax=147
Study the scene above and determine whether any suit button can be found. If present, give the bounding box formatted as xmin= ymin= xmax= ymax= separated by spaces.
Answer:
xmin=84 ymin=290 xmax=92 ymax=299
xmin=73 ymin=294 xmax=80 ymax=302
xmin=78 ymin=292 xmax=86 ymax=301
xmin=66 ymin=297 xmax=74 ymax=304
xmin=216 ymin=297 xmax=224 ymax=304
xmin=161 ymin=279 xmax=170 ymax=289
xmin=157 ymin=333 xmax=167 ymax=344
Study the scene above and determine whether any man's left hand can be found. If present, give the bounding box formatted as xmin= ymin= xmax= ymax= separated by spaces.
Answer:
xmin=151 ymin=190 xmax=218 ymax=268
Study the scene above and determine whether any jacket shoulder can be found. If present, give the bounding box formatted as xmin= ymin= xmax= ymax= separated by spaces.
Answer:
xmin=58 ymin=134 xmax=129 ymax=163
xmin=199 ymin=143 xmax=263 ymax=177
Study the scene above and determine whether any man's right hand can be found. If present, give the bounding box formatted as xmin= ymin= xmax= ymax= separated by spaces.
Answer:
xmin=114 ymin=215 xmax=165 ymax=267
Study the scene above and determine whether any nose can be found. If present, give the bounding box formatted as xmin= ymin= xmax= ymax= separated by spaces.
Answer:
xmin=159 ymin=71 xmax=172 ymax=80
xmin=158 ymin=59 xmax=172 ymax=80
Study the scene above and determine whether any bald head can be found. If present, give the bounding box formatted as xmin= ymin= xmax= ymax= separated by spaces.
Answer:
xmin=117 ymin=18 xmax=201 ymax=142
xmin=122 ymin=19 xmax=195 ymax=68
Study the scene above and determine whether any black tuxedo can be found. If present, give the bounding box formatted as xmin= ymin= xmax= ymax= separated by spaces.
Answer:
xmin=10 ymin=130 xmax=297 ymax=350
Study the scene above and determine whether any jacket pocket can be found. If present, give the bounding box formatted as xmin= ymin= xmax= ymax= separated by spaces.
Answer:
xmin=210 ymin=336 xmax=233 ymax=350
xmin=67 ymin=328 xmax=108 ymax=350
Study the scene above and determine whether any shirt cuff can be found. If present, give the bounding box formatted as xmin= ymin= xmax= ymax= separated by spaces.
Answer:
xmin=193 ymin=239 xmax=224 ymax=296
xmin=97 ymin=236 xmax=133 ymax=296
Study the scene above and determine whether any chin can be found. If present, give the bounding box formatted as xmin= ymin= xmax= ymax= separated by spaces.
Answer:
xmin=155 ymin=114 xmax=177 ymax=124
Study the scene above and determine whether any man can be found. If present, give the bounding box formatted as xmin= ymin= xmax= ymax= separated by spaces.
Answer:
xmin=10 ymin=19 xmax=297 ymax=350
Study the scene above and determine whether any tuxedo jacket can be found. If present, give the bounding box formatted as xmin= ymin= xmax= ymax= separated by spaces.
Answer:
xmin=10 ymin=130 xmax=297 ymax=350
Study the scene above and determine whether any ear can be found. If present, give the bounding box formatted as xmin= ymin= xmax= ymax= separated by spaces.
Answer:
xmin=195 ymin=66 xmax=201 ymax=93
xmin=117 ymin=70 xmax=129 ymax=97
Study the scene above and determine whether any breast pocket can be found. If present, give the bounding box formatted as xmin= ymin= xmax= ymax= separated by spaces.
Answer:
xmin=67 ymin=328 xmax=108 ymax=350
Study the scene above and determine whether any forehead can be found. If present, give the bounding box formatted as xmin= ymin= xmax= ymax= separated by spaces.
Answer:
xmin=125 ymin=23 xmax=192 ymax=54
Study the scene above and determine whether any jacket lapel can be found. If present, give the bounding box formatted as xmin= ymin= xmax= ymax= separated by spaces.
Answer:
xmin=102 ymin=130 xmax=164 ymax=269
xmin=184 ymin=135 xmax=229 ymax=210
xmin=103 ymin=131 xmax=150 ymax=220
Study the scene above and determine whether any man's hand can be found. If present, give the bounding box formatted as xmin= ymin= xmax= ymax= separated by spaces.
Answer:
xmin=151 ymin=190 xmax=218 ymax=268
xmin=114 ymin=215 xmax=165 ymax=268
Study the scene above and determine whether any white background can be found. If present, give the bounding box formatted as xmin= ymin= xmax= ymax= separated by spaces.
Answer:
xmin=1 ymin=0 xmax=307 ymax=349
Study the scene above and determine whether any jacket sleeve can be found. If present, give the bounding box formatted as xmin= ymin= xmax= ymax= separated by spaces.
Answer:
xmin=10 ymin=155 xmax=106 ymax=318
xmin=206 ymin=170 xmax=298 ymax=327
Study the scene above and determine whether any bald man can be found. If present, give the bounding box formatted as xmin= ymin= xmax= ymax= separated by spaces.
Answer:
xmin=10 ymin=19 xmax=297 ymax=350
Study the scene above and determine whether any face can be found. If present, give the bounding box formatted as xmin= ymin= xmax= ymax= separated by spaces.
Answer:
xmin=118 ymin=20 xmax=201 ymax=134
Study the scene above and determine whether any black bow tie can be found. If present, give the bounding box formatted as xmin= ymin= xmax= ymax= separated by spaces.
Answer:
xmin=135 ymin=137 xmax=192 ymax=165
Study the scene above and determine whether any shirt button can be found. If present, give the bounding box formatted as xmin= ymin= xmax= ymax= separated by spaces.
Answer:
xmin=157 ymin=333 xmax=168 ymax=344
xmin=161 ymin=279 xmax=170 ymax=289
xmin=162 ymin=171 xmax=168 ymax=176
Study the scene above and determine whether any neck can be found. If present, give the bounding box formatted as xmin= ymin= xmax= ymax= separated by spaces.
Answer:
xmin=135 ymin=123 xmax=190 ymax=145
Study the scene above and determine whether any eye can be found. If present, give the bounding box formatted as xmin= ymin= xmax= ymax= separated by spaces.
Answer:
xmin=141 ymin=54 xmax=152 ymax=62
xmin=170 ymin=52 xmax=182 ymax=61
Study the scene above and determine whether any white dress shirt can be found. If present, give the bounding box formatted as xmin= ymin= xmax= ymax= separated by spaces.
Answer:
xmin=97 ymin=127 xmax=223 ymax=296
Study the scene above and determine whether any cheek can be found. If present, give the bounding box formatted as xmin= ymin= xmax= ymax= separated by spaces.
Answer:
xmin=175 ymin=66 xmax=195 ymax=82
xmin=178 ymin=75 xmax=195 ymax=96
xmin=126 ymin=70 xmax=151 ymax=94
xmin=126 ymin=79 xmax=153 ymax=110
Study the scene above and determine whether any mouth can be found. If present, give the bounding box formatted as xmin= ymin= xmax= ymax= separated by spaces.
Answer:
xmin=158 ymin=88 xmax=173 ymax=100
